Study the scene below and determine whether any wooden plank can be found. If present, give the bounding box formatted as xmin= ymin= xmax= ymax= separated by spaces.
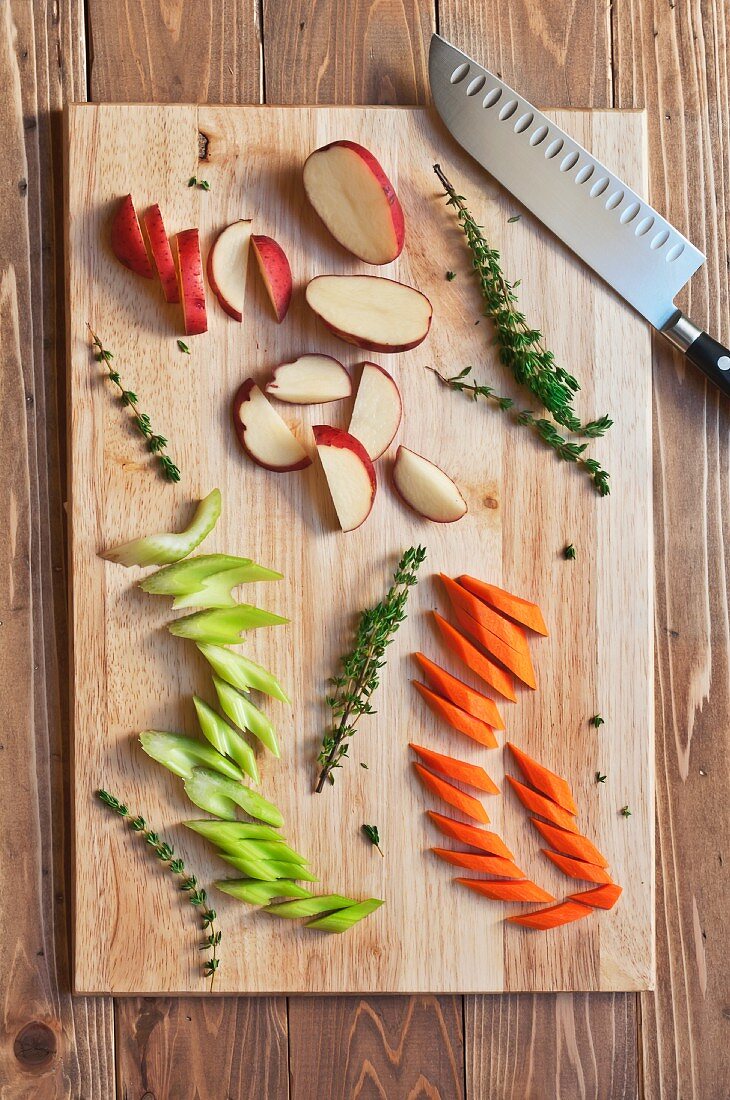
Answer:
xmin=613 ymin=3 xmax=730 ymax=1097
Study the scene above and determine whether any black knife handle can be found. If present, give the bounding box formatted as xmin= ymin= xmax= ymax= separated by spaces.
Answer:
xmin=662 ymin=311 xmax=730 ymax=398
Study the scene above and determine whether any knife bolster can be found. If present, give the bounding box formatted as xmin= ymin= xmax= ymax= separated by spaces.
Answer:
xmin=662 ymin=310 xmax=703 ymax=353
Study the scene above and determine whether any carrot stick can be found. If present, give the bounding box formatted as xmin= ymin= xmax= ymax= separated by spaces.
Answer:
xmin=530 ymin=818 xmax=608 ymax=868
xmin=433 ymin=612 xmax=517 ymax=702
xmin=413 ymin=763 xmax=490 ymax=823
xmin=456 ymin=878 xmax=556 ymax=903
xmin=508 ymin=899 xmax=593 ymax=929
xmin=568 ymin=883 xmax=623 ymax=910
xmin=450 ymin=603 xmax=537 ymax=689
xmin=410 ymin=743 xmax=499 ymax=794
xmin=432 ymin=848 xmax=525 ymax=878
xmin=413 ymin=681 xmax=498 ymax=748
xmin=542 ymin=850 xmax=613 ymax=884
xmin=506 ymin=743 xmax=578 ymax=815
xmin=413 ymin=653 xmax=505 ymax=730
xmin=439 ymin=575 xmax=531 ymax=656
xmin=427 ymin=812 xmax=514 ymax=859
xmin=505 ymin=776 xmax=580 ymax=833
xmin=458 ymin=576 xmax=549 ymax=636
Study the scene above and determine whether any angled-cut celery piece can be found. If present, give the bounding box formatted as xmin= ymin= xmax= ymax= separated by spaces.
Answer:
xmin=193 ymin=696 xmax=259 ymax=783
xmin=265 ymin=895 xmax=355 ymax=919
xmin=170 ymin=605 xmax=288 ymax=644
xmin=213 ymin=675 xmax=280 ymax=758
xmin=223 ymin=839 xmax=308 ymax=865
xmin=265 ymin=861 xmax=318 ymax=882
xmin=219 ymin=853 xmax=318 ymax=882
xmin=306 ymin=898 xmax=384 ymax=933
xmin=215 ymin=880 xmax=312 ymax=904
xmin=183 ymin=766 xmax=284 ymax=827
xmin=184 ymin=819 xmax=285 ymax=845
xmin=139 ymin=730 xmax=244 ymax=783
xmin=103 ymin=489 xmax=221 ymax=567
xmin=140 ymin=554 xmax=283 ymax=609
xmin=198 ymin=643 xmax=290 ymax=704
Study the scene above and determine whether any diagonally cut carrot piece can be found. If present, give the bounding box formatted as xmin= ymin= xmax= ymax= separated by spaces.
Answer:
xmin=439 ymin=575 xmax=531 ymax=656
xmin=507 ymin=743 xmax=578 ymax=815
xmin=413 ymin=681 xmax=498 ymax=748
xmin=451 ymin=603 xmax=537 ymax=689
xmin=413 ymin=763 xmax=489 ymax=823
xmin=413 ymin=653 xmax=505 ymax=730
xmin=508 ymin=899 xmax=593 ymax=929
xmin=568 ymin=883 xmax=623 ymax=910
xmin=458 ymin=576 xmax=549 ymax=636
xmin=427 ymin=812 xmax=514 ymax=859
xmin=530 ymin=818 xmax=608 ymax=868
xmin=410 ymin=743 xmax=499 ymax=794
xmin=542 ymin=850 xmax=613 ymax=884
xmin=456 ymin=878 xmax=556 ymax=903
xmin=432 ymin=848 xmax=525 ymax=878
xmin=505 ymin=776 xmax=580 ymax=833
xmin=433 ymin=612 xmax=517 ymax=702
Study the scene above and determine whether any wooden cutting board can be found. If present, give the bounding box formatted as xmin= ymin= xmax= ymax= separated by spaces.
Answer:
xmin=67 ymin=104 xmax=653 ymax=995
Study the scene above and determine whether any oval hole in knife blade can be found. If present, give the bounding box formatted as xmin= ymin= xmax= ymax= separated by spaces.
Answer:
xmin=529 ymin=124 xmax=549 ymax=146
xmin=606 ymin=189 xmax=624 ymax=210
xmin=560 ymin=151 xmax=579 ymax=173
xmin=466 ymin=74 xmax=486 ymax=96
xmin=575 ymin=163 xmax=594 ymax=184
xmin=545 ymin=138 xmax=564 ymax=159
xmin=620 ymin=202 xmax=641 ymax=224
xmin=514 ymin=111 xmax=534 ymax=134
xmin=635 ymin=215 xmax=655 ymax=236
xmin=590 ymin=176 xmax=610 ymax=197
xmin=450 ymin=63 xmax=470 ymax=83
xmin=666 ymin=242 xmax=686 ymax=262
xmin=498 ymin=99 xmax=519 ymax=121
xmin=483 ymin=87 xmax=502 ymax=108
xmin=650 ymin=229 xmax=670 ymax=250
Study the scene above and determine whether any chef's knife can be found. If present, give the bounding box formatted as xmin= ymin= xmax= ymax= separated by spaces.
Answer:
xmin=429 ymin=33 xmax=730 ymax=397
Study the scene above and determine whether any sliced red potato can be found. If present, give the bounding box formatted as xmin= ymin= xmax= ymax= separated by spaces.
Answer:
xmin=413 ymin=653 xmax=504 ymax=730
xmin=305 ymin=275 xmax=432 ymax=352
xmin=252 ymin=235 xmax=292 ymax=322
xmin=232 ymin=379 xmax=311 ymax=472
xmin=175 ymin=228 xmax=207 ymax=336
xmin=111 ymin=194 xmax=153 ymax=278
xmin=143 ymin=204 xmax=179 ymax=302
xmin=392 ymin=446 xmax=467 ymax=523
xmin=347 ymin=363 xmax=402 ymax=460
xmin=426 ymin=812 xmax=514 ymax=859
xmin=456 ymin=878 xmax=556 ymax=903
xmin=313 ymin=425 xmax=376 ymax=532
xmin=409 ymin=743 xmax=499 ymax=794
xmin=265 ymin=354 xmax=351 ymax=404
xmin=207 ymin=219 xmax=252 ymax=321
xmin=567 ymin=883 xmax=623 ymax=910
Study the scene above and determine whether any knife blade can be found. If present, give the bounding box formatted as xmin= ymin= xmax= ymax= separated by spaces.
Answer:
xmin=429 ymin=33 xmax=730 ymax=397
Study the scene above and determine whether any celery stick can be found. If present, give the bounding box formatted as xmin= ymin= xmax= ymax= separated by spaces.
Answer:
xmin=265 ymin=895 xmax=355 ymax=919
xmin=219 ymin=853 xmax=317 ymax=882
xmin=306 ymin=898 xmax=384 ymax=932
xmin=169 ymin=605 xmax=288 ymax=644
xmin=103 ymin=489 xmax=221 ymax=567
xmin=223 ymin=839 xmax=308 ymax=865
xmin=214 ymin=880 xmax=312 ymax=904
xmin=184 ymin=767 xmax=284 ymax=827
xmin=213 ymin=676 xmax=280 ymax=757
xmin=184 ymin=820 xmax=284 ymax=845
xmin=193 ymin=696 xmax=259 ymax=783
xmin=140 ymin=554 xmax=283 ymax=609
xmin=266 ymin=861 xmax=318 ymax=882
xmin=139 ymin=730 xmax=244 ymax=783
xmin=198 ymin=643 xmax=290 ymax=704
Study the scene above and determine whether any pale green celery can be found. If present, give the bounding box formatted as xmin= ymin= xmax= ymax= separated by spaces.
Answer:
xmin=184 ymin=767 xmax=284 ymax=828
xmin=140 ymin=554 xmax=283 ymax=609
xmin=139 ymin=730 xmax=244 ymax=783
xmin=193 ymin=696 xmax=259 ymax=783
xmin=265 ymin=895 xmax=355 ymax=919
xmin=223 ymin=839 xmax=308 ymax=865
xmin=219 ymin=853 xmax=318 ymax=882
xmin=184 ymin=820 xmax=285 ymax=845
xmin=215 ymin=880 xmax=312 ymax=904
xmin=169 ymin=605 xmax=288 ymax=644
xmin=198 ymin=643 xmax=290 ymax=704
xmin=265 ymin=861 xmax=318 ymax=882
xmin=213 ymin=676 xmax=280 ymax=758
xmin=306 ymin=898 xmax=384 ymax=932
xmin=103 ymin=489 xmax=221 ymax=567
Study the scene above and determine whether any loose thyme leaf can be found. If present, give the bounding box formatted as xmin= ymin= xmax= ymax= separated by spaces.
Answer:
xmin=563 ymin=543 xmax=577 ymax=560
xmin=177 ymin=339 xmax=191 ymax=354
xmin=590 ymin=714 xmax=605 ymax=729
xmin=362 ymin=824 xmax=384 ymax=857
xmin=446 ymin=270 xmax=456 ymax=281
xmin=620 ymin=805 xmax=632 ymax=817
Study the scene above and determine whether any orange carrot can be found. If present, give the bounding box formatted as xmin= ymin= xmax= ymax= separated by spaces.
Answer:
xmin=456 ymin=878 xmax=556 ymax=903
xmin=508 ymin=900 xmax=593 ymax=929
xmin=506 ymin=743 xmax=578 ymax=815
xmin=530 ymin=818 xmax=608 ymax=868
xmin=433 ymin=612 xmax=517 ymax=702
xmin=413 ymin=653 xmax=505 ymax=730
xmin=432 ymin=848 xmax=525 ymax=878
xmin=505 ymin=776 xmax=580 ymax=833
xmin=410 ymin=743 xmax=499 ymax=794
xmin=427 ymin=812 xmax=514 ymax=859
xmin=568 ymin=883 xmax=623 ymax=910
xmin=413 ymin=763 xmax=490 ymax=823
xmin=458 ymin=576 xmax=549 ymax=636
xmin=542 ymin=850 xmax=613 ymax=884
xmin=413 ymin=681 xmax=498 ymax=748
xmin=439 ymin=575 xmax=531 ymax=656
xmin=451 ymin=603 xmax=537 ymax=689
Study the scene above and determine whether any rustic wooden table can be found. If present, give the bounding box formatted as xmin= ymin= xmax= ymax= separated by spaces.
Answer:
xmin=1 ymin=2 xmax=726 ymax=1097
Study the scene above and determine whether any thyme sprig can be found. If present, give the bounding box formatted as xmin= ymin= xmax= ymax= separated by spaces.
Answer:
xmin=427 ymin=367 xmax=611 ymax=496
xmin=96 ymin=789 xmax=221 ymax=989
xmin=362 ymin=824 xmax=384 ymax=857
xmin=433 ymin=164 xmax=612 ymax=440
xmin=315 ymin=546 xmax=427 ymax=792
xmin=88 ymin=324 xmax=181 ymax=483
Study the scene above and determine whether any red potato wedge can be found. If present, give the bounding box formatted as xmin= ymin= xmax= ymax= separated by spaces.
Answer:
xmin=143 ymin=204 xmax=179 ymax=302
xmin=110 ymin=194 xmax=154 ymax=278
xmin=252 ymin=235 xmax=292 ymax=322
xmin=413 ymin=764 xmax=489 ymax=824
xmin=505 ymin=776 xmax=580 ymax=833
xmin=433 ymin=612 xmax=517 ymax=702
xmin=542 ymin=850 xmax=613 ymax=884
xmin=413 ymin=681 xmax=498 ymax=749
xmin=508 ymin=899 xmax=593 ymax=930
xmin=409 ymin=743 xmax=499 ymax=795
xmin=432 ymin=848 xmax=526 ymax=878
xmin=456 ymin=878 xmax=556 ymax=903
xmin=568 ymin=883 xmax=623 ymax=910
xmin=427 ymin=812 xmax=514 ymax=859
xmin=313 ymin=425 xmax=377 ymax=532
xmin=506 ymin=743 xmax=578 ymax=815
xmin=392 ymin=446 xmax=467 ymax=523
xmin=176 ymin=228 xmax=207 ymax=336
xmin=413 ymin=653 xmax=504 ymax=730
xmin=305 ymin=275 xmax=432 ymax=353
xmin=440 ymin=575 xmax=531 ymax=656
xmin=207 ymin=219 xmax=252 ymax=321
xmin=458 ymin=576 xmax=549 ymax=636
xmin=232 ymin=379 xmax=311 ymax=472
xmin=450 ymin=603 xmax=537 ymax=689
xmin=347 ymin=362 xmax=402 ymax=460
xmin=530 ymin=818 xmax=609 ymax=868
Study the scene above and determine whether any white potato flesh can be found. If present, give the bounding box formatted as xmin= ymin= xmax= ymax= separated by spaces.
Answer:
xmin=317 ymin=444 xmax=375 ymax=531
xmin=209 ymin=220 xmax=252 ymax=317
xmin=393 ymin=447 xmax=467 ymax=522
xmin=266 ymin=355 xmax=351 ymax=404
xmin=238 ymin=384 xmax=309 ymax=469
xmin=348 ymin=363 xmax=402 ymax=459
xmin=306 ymin=276 xmax=432 ymax=350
